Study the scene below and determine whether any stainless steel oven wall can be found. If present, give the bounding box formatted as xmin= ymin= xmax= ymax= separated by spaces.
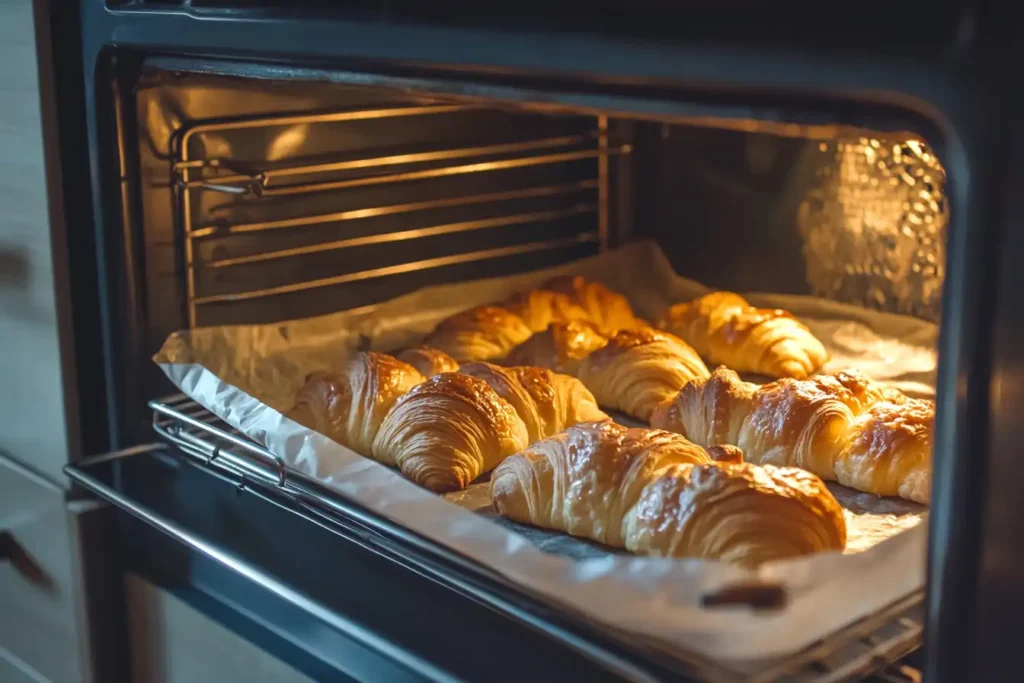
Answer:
xmin=130 ymin=70 xmax=617 ymax=431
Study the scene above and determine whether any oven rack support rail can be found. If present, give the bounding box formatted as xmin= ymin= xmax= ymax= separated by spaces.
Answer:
xmin=73 ymin=394 xmax=926 ymax=682
xmin=172 ymin=103 xmax=620 ymax=327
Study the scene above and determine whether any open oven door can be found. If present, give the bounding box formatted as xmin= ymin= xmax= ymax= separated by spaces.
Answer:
xmin=65 ymin=396 xmax=926 ymax=683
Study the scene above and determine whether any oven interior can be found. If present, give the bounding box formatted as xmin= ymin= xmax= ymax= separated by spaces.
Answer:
xmin=85 ymin=60 xmax=947 ymax=679
xmin=125 ymin=65 xmax=947 ymax=436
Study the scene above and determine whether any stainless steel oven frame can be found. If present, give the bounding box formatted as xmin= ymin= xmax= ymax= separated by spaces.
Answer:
xmin=34 ymin=1 xmax=1020 ymax=680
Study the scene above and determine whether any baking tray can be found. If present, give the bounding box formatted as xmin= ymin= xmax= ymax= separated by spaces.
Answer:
xmin=151 ymin=241 xmax=935 ymax=670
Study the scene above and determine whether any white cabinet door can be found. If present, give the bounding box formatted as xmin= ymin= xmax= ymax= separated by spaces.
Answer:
xmin=0 ymin=457 xmax=90 ymax=683
xmin=0 ymin=0 xmax=71 ymax=484
xmin=126 ymin=574 xmax=315 ymax=683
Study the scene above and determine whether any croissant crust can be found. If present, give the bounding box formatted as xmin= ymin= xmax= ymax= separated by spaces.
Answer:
xmin=657 ymin=291 xmax=827 ymax=379
xmin=650 ymin=366 xmax=932 ymax=503
xmin=371 ymin=372 xmax=529 ymax=492
xmin=395 ymin=346 xmax=461 ymax=377
xmin=578 ymin=328 xmax=711 ymax=421
xmin=491 ymin=421 xmax=846 ymax=566
xmin=458 ymin=362 xmax=608 ymax=443
xmin=289 ymin=352 xmax=424 ymax=456
xmin=504 ymin=320 xmax=611 ymax=376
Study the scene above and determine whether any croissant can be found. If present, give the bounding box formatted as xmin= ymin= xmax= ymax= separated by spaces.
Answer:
xmin=577 ymin=328 xmax=710 ymax=421
xmin=395 ymin=346 xmax=460 ymax=377
xmin=458 ymin=362 xmax=608 ymax=443
xmin=289 ymin=352 xmax=425 ymax=456
xmin=650 ymin=367 xmax=932 ymax=503
xmin=491 ymin=421 xmax=846 ymax=566
xmin=504 ymin=320 xmax=611 ymax=376
xmin=422 ymin=306 xmax=534 ymax=363
xmin=500 ymin=289 xmax=591 ymax=332
xmin=371 ymin=372 xmax=530 ymax=492
xmin=657 ymin=291 xmax=828 ymax=379
xmin=544 ymin=275 xmax=638 ymax=332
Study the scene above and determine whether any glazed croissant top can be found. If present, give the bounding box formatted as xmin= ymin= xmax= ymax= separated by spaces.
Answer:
xmin=491 ymin=420 xmax=846 ymax=566
xmin=504 ymin=320 xmax=612 ymax=376
xmin=657 ymin=291 xmax=828 ymax=379
xmin=289 ymin=352 xmax=425 ymax=456
xmin=421 ymin=277 xmax=638 ymax=364
xmin=577 ymin=328 xmax=711 ymax=421
xmin=371 ymin=372 xmax=530 ymax=492
xmin=422 ymin=306 xmax=534 ymax=363
xmin=543 ymin=275 xmax=638 ymax=333
xmin=458 ymin=362 xmax=608 ymax=443
xmin=651 ymin=366 xmax=932 ymax=503
xmin=500 ymin=289 xmax=592 ymax=332
xmin=395 ymin=346 xmax=460 ymax=377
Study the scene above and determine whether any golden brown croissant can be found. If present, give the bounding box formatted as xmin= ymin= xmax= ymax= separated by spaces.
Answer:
xmin=491 ymin=421 xmax=846 ymax=566
xmin=394 ymin=346 xmax=460 ymax=377
xmin=577 ymin=328 xmax=710 ymax=421
xmin=458 ymin=362 xmax=608 ymax=443
xmin=289 ymin=352 xmax=425 ymax=456
xmin=499 ymin=289 xmax=591 ymax=332
xmin=650 ymin=367 xmax=932 ymax=503
xmin=543 ymin=275 xmax=639 ymax=332
xmin=371 ymin=372 xmax=529 ymax=492
xmin=657 ymin=291 xmax=828 ymax=379
xmin=422 ymin=306 xmax=534 ymax=363
xmin=504 ymin=320 xmax=612 ymax=376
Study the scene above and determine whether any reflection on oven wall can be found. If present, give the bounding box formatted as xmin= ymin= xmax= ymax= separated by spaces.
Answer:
xmin=799 ymin=136 xmax=947 ymax=322
xmin=638 ymin=125 xmax=947 ymax=322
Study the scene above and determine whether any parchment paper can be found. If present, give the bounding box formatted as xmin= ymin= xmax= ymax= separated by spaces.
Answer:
xmin=154 ymin=240 xmax=934 ymax=669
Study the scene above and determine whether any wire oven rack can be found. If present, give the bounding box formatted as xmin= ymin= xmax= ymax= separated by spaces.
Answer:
xmin=173 ymin=103 xmax=622 ymax=327
xmin=150 ymin=394 xmax=924 ymax=682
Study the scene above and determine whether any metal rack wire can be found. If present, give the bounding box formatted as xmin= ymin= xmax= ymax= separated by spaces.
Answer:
xmin=173 ymin=104 xmax=623 ymax=327
xmin=150 ymin=395 xmax=924 ymax=682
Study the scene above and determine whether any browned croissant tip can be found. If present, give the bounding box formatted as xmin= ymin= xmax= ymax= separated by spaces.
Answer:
xmin=399 ymin=371 xmax=529 ymax=441
xmin=405 ymin=371 xmax=496 ymax=400
xmin=435 ymin=305 xmax=526 ymax=330
xmin=542 ymin=274 xmax=588 ymax=294
xmin=707 ymin=444 xmax=744 ymax=463
xmin=394 ymin=346 xmax=460 ymax=377
xmin=690 ymin=461 xmax=847 ymax=544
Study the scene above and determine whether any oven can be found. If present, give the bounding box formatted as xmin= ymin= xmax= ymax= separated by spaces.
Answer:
xmin=21 ymin=0 xmax=1020 ymax=681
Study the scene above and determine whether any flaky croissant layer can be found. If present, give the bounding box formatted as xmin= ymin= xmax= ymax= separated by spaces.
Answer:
xmin=651 ymin=367 xmax=933 ymax=504
xmin=395 ymin=346 xmax=460 ymax=378
xmin=578 ymin=328 xmax=710 ymax=421
xmin=491 ymin=421 xmax=846 ymax=566
xmin=289 ymin=352 xmax=425 ymax=457
xmin=457 ymin=362 xmax=608 ymax=443
xmin=658 ymin=291 xmax=828 ymax=380
xmin=372 ymin=372 xmax=529 ymax=493
xmin=421 ymin=276 xmax=641 ymax=364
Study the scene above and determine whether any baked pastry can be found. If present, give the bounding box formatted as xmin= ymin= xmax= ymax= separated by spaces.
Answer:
xmin=544 ymin=275 xmax=638 ymax=332
xmin=422 ymin=306 xmax=534 ymax=363
xmin=395 ymin=346 xmax=460 ymax=377
xmin=491 ymin=421 xmax=846 ymax=566
xmin=657 ymin=291 xmax=828 ymax=379
xmin=499 ymin=289 xmax=591 ymax=332
xmin=371 ymin=372 xmax=529 ymax=492
xmin=289 ymin=352 xmax=424 ymax=456
xmin=650 ymin=367 xmax=932 ymax=503
xmin=458 ymin=362 xmax=608 ymax=443
xmin=577 ymin=328 xmax=710 ymax=421
xmin=504 ymin=320 xmax=612 ymax=376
